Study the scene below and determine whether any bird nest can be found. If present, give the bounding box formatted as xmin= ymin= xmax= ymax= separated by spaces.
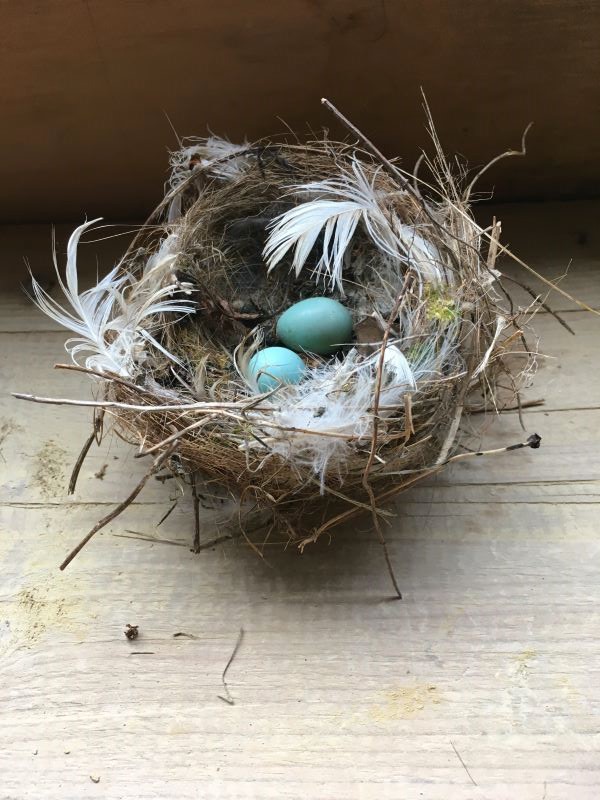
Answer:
xmin=20 ymin=102 xmax=546 ymax=578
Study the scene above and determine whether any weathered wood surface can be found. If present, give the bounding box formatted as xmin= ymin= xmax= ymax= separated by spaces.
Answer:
xmin=1 ymin=207 xmax=599 ymax=799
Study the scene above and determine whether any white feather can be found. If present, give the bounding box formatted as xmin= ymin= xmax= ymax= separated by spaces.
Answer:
xmin=264 ymin=199 xmax=362 ymax=292
xmin=264 ymin=157 xmax=444 ymax=291
xmin=30 ymin=221 xmax=195 ymax=377
xmin=264 ymin=158 xmax=400 ymax=292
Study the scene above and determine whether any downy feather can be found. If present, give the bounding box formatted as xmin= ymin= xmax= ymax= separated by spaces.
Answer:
xmin=30 ymin=220 xmax=195 ymax=377
xmin=243 ymin=344 xmax=417 ymax=488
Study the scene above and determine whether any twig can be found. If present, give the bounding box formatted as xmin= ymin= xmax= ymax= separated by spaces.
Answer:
xmin=464 ymin=122 xmax=533 ymax=199
xmin=59 ymin=442 xmax=178 ymax=571
xmin=157 ymin=500 xmax=178 ymax=527
xmin=441 ymin=433 xmax=541 ymax=466
xmin=466 ymin=398 xmax=544 ymax=414
xmin=362 ymin=287 xmax=408 ymax=600
xmin=12 ymin=393 xmax=275 ymax=414
xmin=383 ymin=433 xmax=542 ymax=475
xmin=68 ymin=408 xmax=105 ymax=494
xmin=451 ymin=740 xmax=477 ymax=786
xmin=173 ymin=632 xmax=198 ymax=639
xmin=68 ymin=431 xmax=96 ymax=495
xmin=116 ymin=529 xmax=240 ymax=550
xmin=217 ymin=628 xmax=244 ymax=705
xmin=321 ymin=98 xmax=409 ymax=189
xmin=501 ymin=274 xmax=576 ymax=335
xmin=114 ymin=530 xmax=188 ymax=547
xmin=191 ymin=472 xmax=201 ymax=553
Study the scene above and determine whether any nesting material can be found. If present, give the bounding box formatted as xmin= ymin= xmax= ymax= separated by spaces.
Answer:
xmin=20 ymin=103 xmax=546 ymax=569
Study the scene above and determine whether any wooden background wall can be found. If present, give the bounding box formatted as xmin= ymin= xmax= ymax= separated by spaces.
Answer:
xmin=2 ymin=0 xmax=599 ymax=222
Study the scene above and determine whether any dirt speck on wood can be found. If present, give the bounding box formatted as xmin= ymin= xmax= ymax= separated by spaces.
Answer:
xmin=33 ymin=440 xmax=67 ymax=499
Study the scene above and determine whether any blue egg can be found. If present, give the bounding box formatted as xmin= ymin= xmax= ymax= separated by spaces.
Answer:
xmin=277 ymin=297 xmax=353 ymax=355
xmin=248 ymin=347 xmax=306 ymax=393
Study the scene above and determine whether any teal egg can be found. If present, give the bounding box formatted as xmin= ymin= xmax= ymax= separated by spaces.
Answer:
xmin=276 ymin=297 xmax=353 ymax=355
xmin=248 ymin=347 xmax=306 ymax=393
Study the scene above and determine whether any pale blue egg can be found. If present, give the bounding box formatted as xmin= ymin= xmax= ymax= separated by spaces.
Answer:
xmin=248 ymin=347 xmax=306 ymax=393
xmin=277 ymin=297 xmax=353 ymax=355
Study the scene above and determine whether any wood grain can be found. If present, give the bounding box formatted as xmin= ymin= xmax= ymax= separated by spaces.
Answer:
xmin=1 ymin=2 xmax=600 ymax=220
xmin=1 ymin=211 xmax=599 ymax=799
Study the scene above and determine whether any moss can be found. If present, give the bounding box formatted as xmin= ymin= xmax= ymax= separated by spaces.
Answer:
xmin=424 ymin=286 xmax=458 ymax=323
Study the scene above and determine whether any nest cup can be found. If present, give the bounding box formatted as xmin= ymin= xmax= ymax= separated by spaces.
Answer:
xmin=28 ymin=120 xmax=537 ymax=552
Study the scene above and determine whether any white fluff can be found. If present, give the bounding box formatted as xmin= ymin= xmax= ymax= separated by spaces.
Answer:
xmin=30 ymin=220 xmax=195 ymax=377
xmin=168 ymin=136 xmax=249 ymax=221
xmin=244 ymin=344 xmax=417 ymax=488
xmin=263 ymin=157 xmax=444 ymax=292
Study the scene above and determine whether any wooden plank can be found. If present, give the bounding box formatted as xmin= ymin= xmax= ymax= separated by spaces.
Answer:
xmin=1 ymin=210 xmax=599 ymax=799
xmin=1 ymin=500 xmax=599 ymax=799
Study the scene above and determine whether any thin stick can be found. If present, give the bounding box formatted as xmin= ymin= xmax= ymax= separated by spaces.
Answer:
xmin=59 ymin=442 xmax=178 ymax=571
xmin=157 ymin=500 xmax=178 ymax=527
xmin=362 ymin=287 xmax=407 ymax=600
xmin=464 ymin=122 xmax=533 ymax=199
xmin=451 ymin=741 xmax=477 ymax=787
xmin=68 ymin=408 xmax=105 ymax=495
xmin=191 ymin=472 xmax=201 ymax=553
xmin=68 ymin=431 xmax=95 ymax=495
xmin=441 ymin=433 xmax=541 ymax=466
xmin=114 ymin=530 xmax=187 ymax=547
xmin=321 ymin=98 xmax=408 ymax=188
xmin=467 ymin=398 xmax=544 ymax=414
xmin=12 ymin=393 xmax=275 ymax=414
xmin=403 ymin=393 xmax=415 ymax=443
xmin=217 ymin=627 xmax=244 ymax=705
xmin=117 ymin=529 xmax=240 ymax=550
xmin=54 ymin=363 xmax=143 ymax=393
xmin=501 ymin=274 xmax=576 ymax=335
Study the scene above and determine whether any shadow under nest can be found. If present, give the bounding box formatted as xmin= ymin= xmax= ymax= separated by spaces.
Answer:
xmin=20 ymin=102 xmax=549 ymax=587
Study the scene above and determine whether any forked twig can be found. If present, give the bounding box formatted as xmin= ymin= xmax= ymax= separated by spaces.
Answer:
xmin=59 ymin=441 xmax=178 ymax=571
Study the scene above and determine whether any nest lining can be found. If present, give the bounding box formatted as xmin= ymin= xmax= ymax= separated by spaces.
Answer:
xmin=25 ymin=112 xmax=540 ymax=557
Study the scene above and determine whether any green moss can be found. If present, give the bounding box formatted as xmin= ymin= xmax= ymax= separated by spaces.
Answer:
xmin=425 ymin=286 xmax=457 ymax=323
